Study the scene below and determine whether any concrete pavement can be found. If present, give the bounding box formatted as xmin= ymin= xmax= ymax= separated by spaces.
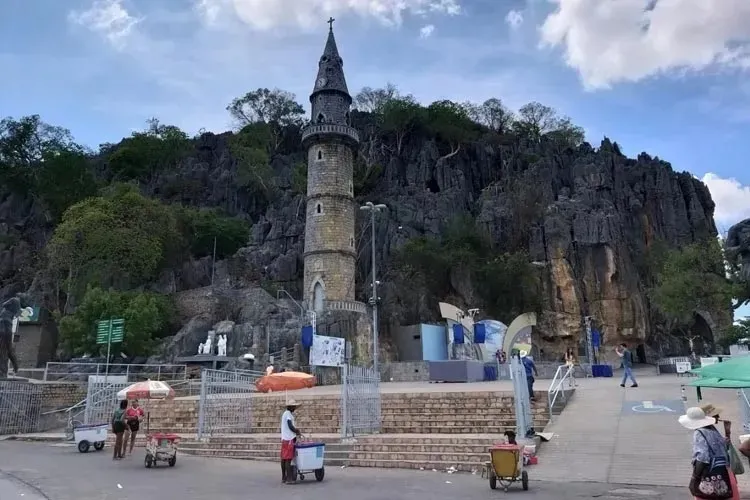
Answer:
xmin=535 ymin=367 xmax=750 ymax=492
xmin=0 ymin=441 xmax=687 ymax=500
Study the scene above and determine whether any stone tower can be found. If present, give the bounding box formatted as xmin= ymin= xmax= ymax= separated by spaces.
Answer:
xmin=301 ymin=20 xmax=360 ymax=313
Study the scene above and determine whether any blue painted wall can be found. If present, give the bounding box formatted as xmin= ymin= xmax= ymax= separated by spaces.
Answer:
xmin=421 ymin=324 xmax=448 ymax=361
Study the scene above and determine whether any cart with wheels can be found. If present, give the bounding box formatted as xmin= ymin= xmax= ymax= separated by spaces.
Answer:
xmin=144 ymin=433 xmax=179 ymax=468
xmin=73 ymin=423 xmax=108 ymax=453
xmin=289 ymin=441 xmax=326 ymax=482
xmin=487 ymin=444 xmax=529 ymax=492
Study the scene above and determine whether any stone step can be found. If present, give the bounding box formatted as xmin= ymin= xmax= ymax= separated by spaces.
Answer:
xmin=179 ymin=449 xmax=349 ymax=467
xmin=182 ymin=446 xmax=487 ymax=465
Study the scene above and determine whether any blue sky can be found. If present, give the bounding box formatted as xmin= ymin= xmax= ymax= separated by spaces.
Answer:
xmin=1 ymin=0 xmax=749 ymax=319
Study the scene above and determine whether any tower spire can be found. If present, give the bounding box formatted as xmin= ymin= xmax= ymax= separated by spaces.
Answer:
xmin=311 ymin=19 xmax=349 ymax=98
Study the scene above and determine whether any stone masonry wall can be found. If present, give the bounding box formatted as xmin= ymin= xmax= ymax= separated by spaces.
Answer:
xmin=303 ymin=140 xmax=356 ymax=303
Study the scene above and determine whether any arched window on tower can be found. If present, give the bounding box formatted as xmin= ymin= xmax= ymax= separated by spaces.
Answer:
xmin=350 ymin=237 xmax=354 ymax=248
xmin=316 ymin=203 xmax=322 ymax=214
xmin=317 ymin=150 xmax=323 ymax=160
xmin=345 ymin=111 xmax=350 ymax=125
xmin=348 ymin=180 xmax=353 ymax=195
xmin=316 ymin=113 xmax=325 ymax=123
xmin=313 ymin=281 xmax=325 ymax=312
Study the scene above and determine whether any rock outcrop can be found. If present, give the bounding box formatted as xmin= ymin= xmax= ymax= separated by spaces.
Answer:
xmin=0 ymin=119 xmax=726 ymax=362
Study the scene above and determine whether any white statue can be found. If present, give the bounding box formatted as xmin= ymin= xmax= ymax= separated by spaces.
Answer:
xmin=197 ymin=342 xmax=204 ymax=355
xmin=217 ymin=335 xmax=227 ymax=357
xmin=203 ymin=335 xmax=213 ymax=355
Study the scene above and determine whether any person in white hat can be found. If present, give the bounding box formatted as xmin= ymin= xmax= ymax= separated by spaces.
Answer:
xmin=280 ymin=399 xmax=302 ymax=484
xmin=679 ymin=406 xmax=739 ymax=499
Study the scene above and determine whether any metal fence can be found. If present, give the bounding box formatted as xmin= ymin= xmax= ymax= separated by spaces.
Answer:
xmin=340 ymin=364 xmax=381 ymax=438
xmin=0 ymin=381 xmax=43 ymax=435
xmin=197 ymin=369 xmax=258 ymax=439
xmin=510 ymin=356 xmax=534 ymax=439
xmin=44 ymin=363 xmax=188 ymax=382
xmin=83 ymin=381 xmax=130 ymax=425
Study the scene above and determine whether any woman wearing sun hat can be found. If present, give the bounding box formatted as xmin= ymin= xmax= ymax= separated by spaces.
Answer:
xmin=679 ymin=406 xmax=739 ymax=499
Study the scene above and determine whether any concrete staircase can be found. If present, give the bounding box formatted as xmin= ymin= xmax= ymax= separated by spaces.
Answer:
xmin=109 ymin=433 xmax=502 ymax=472
xmin=131 ymin=387 xmax=556 ymax=471
xmin=145 ymin=390 xmax=551 ymax=435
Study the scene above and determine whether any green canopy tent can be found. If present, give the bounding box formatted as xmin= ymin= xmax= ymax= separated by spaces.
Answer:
xmin=690 ymin=356 xmax=750 ymax=382
xmin=686 ymin=361 xmax=750 ymax=432
xmin=687 ymin=377 xmax=750 ymax=389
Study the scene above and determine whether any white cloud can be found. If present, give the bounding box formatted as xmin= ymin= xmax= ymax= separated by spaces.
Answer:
xmin=505 ymin=9 xmax=524 ymax=29
xmin=68 ymin=0 xmax=142 ymax=50
xmin=420 ymin=24 xmax=435 ymax=38
xmin=701 ymin=173 xmax=750 ymax=226
xmin=194 ymin=0 xmax=461 ymax=31
xmin=539 ymin=0 xmax=750 ymax=90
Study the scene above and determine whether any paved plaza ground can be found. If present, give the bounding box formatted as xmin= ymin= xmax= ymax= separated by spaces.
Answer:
xmin=535 ymin=367 xmax=750 ymax=493
xmin=0 ymin=441 xmax=686 ymax=500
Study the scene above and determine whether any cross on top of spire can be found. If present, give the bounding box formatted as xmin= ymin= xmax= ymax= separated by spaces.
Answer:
xmin=327 ymin=17 xmax=335 ymax=31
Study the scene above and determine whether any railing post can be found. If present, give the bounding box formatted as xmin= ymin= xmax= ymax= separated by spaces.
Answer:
xmin=157 ymin=365 xmax=161 ymax=380
xmin=341 ymin=363 xmax=348 ymax=439
xmin=43 ymin=363 xmax=49 ymax=381
xmin=197 ymin=369 xmax=207 ymax=440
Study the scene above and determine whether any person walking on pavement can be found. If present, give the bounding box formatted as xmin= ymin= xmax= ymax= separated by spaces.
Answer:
xmin=616 ymin=343 xmax=638 ymax=388
xmin=280 ymin=399 xmax=302 ymax=484
xmin=520 ymin=350 xmax=538 ymax=401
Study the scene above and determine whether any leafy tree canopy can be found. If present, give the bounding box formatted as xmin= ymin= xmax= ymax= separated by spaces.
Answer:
xmin=105 ymin=118 xmax=190 ymax=181
xmin=650 ymin=240 xmax=738 ymax=326
xmin=719 ymin=318 xmax=750 ymax=348
xmin=0 ymin=115 xmax=96 ymax=219
xmin=397 ymin=216 xmax=541 ymax=321
xmin=47 ymin=183 xmax=182 ymax=306
xmin=59 ymin=287 xmax=174 ymax=357
xmin=227 ymin=88 xmax=305 ymax=151
xmin=172 ymin=205 xmax=250 ymax=260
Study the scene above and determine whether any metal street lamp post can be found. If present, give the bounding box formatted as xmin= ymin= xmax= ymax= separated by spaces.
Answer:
xmin=360 ymin=201 xmax=387 ymax=374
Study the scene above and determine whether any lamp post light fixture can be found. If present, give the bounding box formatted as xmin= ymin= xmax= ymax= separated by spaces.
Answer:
xmin=360 ymin=201 xmax=387 ymax=374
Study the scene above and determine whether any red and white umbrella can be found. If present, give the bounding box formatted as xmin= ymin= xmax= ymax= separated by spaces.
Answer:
xmin=117 ymin=380 xmax=175 ymax=401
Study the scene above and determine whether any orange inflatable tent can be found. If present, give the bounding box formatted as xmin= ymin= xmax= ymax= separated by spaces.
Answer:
xmin=255 ymin=371 xmax=315 ymax=393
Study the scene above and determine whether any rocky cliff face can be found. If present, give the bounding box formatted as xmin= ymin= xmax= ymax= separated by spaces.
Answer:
xmin=0 ymin=118 xmax=723 ymax=363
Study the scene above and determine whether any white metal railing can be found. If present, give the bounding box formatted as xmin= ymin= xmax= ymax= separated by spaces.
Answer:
xmin=43 ymin=362 xmax=188 ymax=382
xmin=547 ymin=364 xmax=576 ymax=420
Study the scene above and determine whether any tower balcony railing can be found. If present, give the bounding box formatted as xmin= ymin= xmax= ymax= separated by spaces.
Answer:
xmin=301 ymin=123 xmax=360 ymax=145
xmin=324 ymin=300 xmax=367 ymax=314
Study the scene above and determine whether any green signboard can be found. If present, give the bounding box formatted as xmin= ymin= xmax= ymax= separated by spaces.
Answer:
xmin=96 ymin=318 xmax=125 ymax=345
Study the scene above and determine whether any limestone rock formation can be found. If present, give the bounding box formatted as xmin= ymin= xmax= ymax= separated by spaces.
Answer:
xmin=0 ymin=118 xmax=726 ymax=362
xmin=727 ymin=219 xmax=750 ymax=281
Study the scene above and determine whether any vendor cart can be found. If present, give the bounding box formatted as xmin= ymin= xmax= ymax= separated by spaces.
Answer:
xmin=73 ymin=423 xmax=108 ymax=453
xmin=487 ymin=444 xmax=529 ymax=492
xmin=116 ymin=379 xmax=177 ymax=469
xmin=289 ymin=440 xmax=326 ymax=482
xmin=144 ymin=433 xmax=179 ymax=468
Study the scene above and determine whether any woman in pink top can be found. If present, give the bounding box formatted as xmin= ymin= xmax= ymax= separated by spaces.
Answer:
xmin=123 ymin=400 xmax=144 ymax=455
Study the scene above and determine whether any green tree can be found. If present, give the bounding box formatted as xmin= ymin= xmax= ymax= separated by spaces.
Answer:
xmin=425 ymin=100 xmax=477 ymax=159
xmin=58 ymin=287 xmax=174 ymax=357
xmin=47 ymin=184 xmax=182 ymax=312
xmin=514 ymin=102 xmax=585 ymax=147
xmin=380 ymin=95 xmax=425 ymax=154
xmin=650 ymin=240 xmax=738 ymax=326
xmin=172 ymin=206 xmax=250 ymax=259
xmin=354 ymin=83 xmax=399 ymax=112
xmin=36 ymin=150 xmax=98 ymax=220
xmin=0 ymin=115 xmax=95 ymax=217
xmin=397 ymin=216 xmax=541 ymax=321
xmin=229 ymin=122 xmax=274 ymax=199
xmin=106 ymin=119 xmax=190 ymax=181
xmin=226 ymin=88 xmax=305 ymax=151
xmin=718 ymin=319 xmax=750 ymax=348
xmin=465 ymin=98 xmax=515 ymax=133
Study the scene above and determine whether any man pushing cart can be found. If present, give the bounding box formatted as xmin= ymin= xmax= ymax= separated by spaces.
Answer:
xmin=280 ymin=399 xmax=326 ymax=484
xmin=280 ymin=399 xmax=302 ymax=484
